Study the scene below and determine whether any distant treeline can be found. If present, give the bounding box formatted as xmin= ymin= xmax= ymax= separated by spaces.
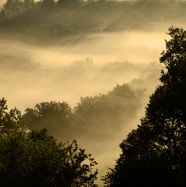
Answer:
xmin=0 ymin=83 xmax=144 ymax=186
xmin=21 ymin=83 xmax=144 ymax=142
xmin=0 ymin=0 xmax=186 ymax=43
xmin=2 ymin=26 xmax=186 ymax=186
xmin=0 ymin=59 xmax=162 ymax=143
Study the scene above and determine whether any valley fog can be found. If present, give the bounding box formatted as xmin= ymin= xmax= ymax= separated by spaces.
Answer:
xmin=1 ymin=31 xmax=166 ymax=110
xmin=2 ymin=0 xmax=186 ymax=185
xmin=1 ymin=30 xmax=167 ymax=185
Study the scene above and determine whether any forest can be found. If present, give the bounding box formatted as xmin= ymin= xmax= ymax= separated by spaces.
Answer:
xmin=1 ymin=0 xmax=186 ymax=186
xmin=0 ymin=0 xmax=186 ymax=44
xmin=1 ymin=26 xmax=186 ymax=186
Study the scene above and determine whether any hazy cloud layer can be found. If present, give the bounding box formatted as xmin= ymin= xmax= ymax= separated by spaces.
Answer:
xmin=1 ymin=31 xmax=167 ymax=186
xmin=1 ymin=31 xmax=165 ymax=109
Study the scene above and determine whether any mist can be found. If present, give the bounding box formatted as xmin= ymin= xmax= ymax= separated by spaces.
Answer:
xmin=1 ymin=0 xmax=186 ymax=185
xmin=0 ymin=31 xmax=165 ymax=186
xmin=1 ymin=30 xmax=166 ymax=110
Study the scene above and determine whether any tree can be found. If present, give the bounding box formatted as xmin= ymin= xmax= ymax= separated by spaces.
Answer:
xmin=103 ymin=26 xmax=186 ymax=186
xmin=0 ymin=98 xmax=26 ymax=136
xmin=74 ymin=84 xmax=144 ymax=140
xmin=1 ymin=0 xmax=35 ymax=21
xmin=0 ymin=128 xmax=98 ymax=187
xmin=103 ymin=128 xmax=186 ymax=186
xmin=40 ymin=0 xmax=56 ymax=9
xmin=22 ymin=101 xmax=75 ymax=139
xmin=56 ymin=0 xmax=82 ymax=9
xmin=140 ymin=26 xmax=186 ymax=177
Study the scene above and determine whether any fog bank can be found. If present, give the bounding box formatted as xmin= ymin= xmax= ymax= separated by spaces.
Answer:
xmin=1 ymin=30 xmax=168 ymax=186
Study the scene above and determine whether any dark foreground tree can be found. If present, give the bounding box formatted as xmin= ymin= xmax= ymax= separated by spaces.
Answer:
xmin=103 ymin=26 xmax=186 ymax=186
xmin=103 ymin=129 xmax=185 ymax=187
xmin=0 ymin=98 xmax=26 ymax=135
xmin=0 ymin=128 xmax=98 ymax=187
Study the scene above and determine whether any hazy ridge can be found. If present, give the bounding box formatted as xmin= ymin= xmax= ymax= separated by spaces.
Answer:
xmin=1 ymin=0 xmax=185 ymax=186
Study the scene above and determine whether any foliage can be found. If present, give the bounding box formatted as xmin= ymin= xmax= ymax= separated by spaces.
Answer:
xmin=56 ymin=0 xmax=83 ymax=9
xmin=0 ymin=0 xmax=35 ymax=21
xmin=22 ymin=101 xmax=75 ymax=138
xmin=0 ymin=128 xmax=98 ymax=187
xmin=24 ymin=23 xmax=97 ymax=42
xmin=0 ymin=97 xmax=26 ymax=136
xmin=74 ymin=84 xmax=144 ymax=140
xmin=1 ymin=0 xmax=186 ymax=43
xmin=22 ymin=81 xmax=144 ymax=141
xmin=103 ymin=27 xmax=186 ymax=186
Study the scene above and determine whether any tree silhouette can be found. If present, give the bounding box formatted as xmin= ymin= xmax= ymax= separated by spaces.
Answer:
xmin=0 ymin=98 xmax=26 ymax=136
xmin=103 ymin=26 xmax=186 ymax=186
xmin=74 ymin=84 xmax=144 ymax=140
xmin=56 ymin=0 xmax=82 ymax=9
xmin=22 ymin=101 xmax=75 ymax=139
xmin=0 ymin=128 xmax=98 ymax=187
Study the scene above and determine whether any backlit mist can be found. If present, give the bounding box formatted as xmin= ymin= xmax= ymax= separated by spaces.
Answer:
xmin=1 ymin=0 xmax=186 ymax=185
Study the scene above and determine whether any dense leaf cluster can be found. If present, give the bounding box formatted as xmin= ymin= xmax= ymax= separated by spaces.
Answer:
xmin=2 ymin=25 xmax=186 ymax=186
xmin=103 ymin=26 xmax=186 ymax=186
xmin=0 ymin=100 xmax=98 ymax=187
xmin=23 ymin=101 xmax=75 ymax=137
xmin=22 ymin=83 xmax=144 ymax=142
xmin=74 ymin=84 xmax=144 ymax=140
xmin=1 ymin=0 xmax=186 ymax=43
xmin=0 ymin=98 xmax=25 ymax=135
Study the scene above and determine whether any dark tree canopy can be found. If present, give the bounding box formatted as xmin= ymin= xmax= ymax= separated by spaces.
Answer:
xmin=1 ymin=0 xmax=186 ymax=43
xmin=0 ymin=128 xmax=98 ymax=187
xmin=22 ymin=84 xmax=144 ymax=142
xmin=103 ymin=26 xmax=186 ymax=186
xmin=0 ymin=98 xmax=25 ymax=135
xmin=0 ymin=99 xmax=98 ymax=187
xmin=56 ymin=0 xmax=82 ymax=9
xmin=22 ymin=101 xmax=75 ymax=138
xmin=74 ymin=84 xmax=144 ymax=140
xmin=141 ymin=26 xmax=186 ymax=176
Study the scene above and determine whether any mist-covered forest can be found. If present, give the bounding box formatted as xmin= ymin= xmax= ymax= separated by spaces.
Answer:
xmin=1 ymin=0 xmax=186 ymax=43
xmin=1 ymin=0 xmax=186 ymax=186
